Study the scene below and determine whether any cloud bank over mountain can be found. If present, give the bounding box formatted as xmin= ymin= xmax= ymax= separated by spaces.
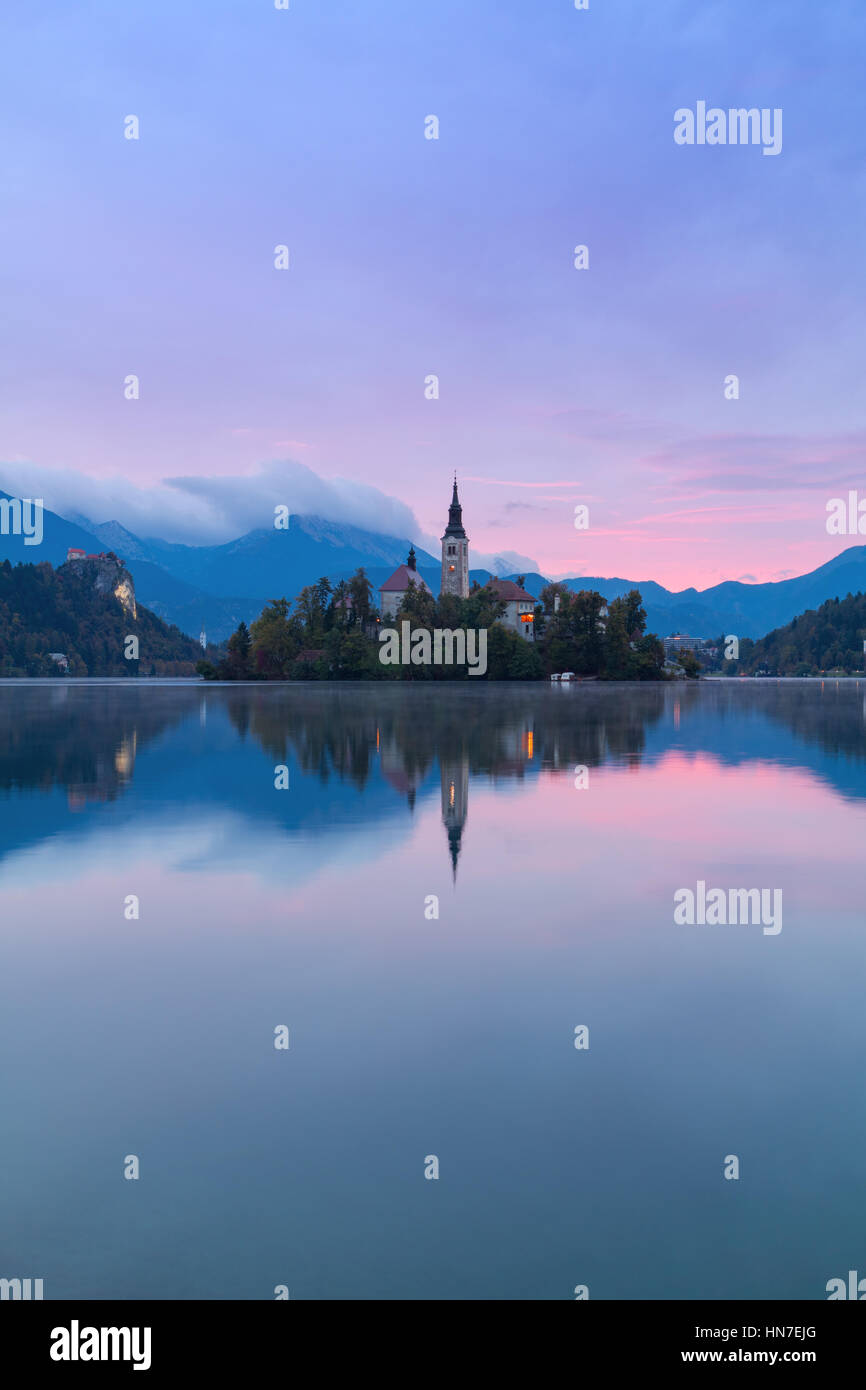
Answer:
xmin=0 ymin=459 xmax=424 ymax=547
xmin=470 ymin=549 xmax=540 ymax=577
xmin=0 ymin=459 xmax=541 ymax=575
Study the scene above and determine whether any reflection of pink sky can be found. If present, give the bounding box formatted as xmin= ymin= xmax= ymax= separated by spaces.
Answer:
xmin=523 ymin=751 xmax=865 ymax=864
xmin=6 ymin=751 xmax=864 ymax=964
xmin=429 ymin=750 xmax=864 ymax=918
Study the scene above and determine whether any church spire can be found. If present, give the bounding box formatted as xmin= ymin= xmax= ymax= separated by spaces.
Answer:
xmin=444 ymin=473 xmax=466 ymax=539
xmin=441 ymin=473 xmax=469 ymax=598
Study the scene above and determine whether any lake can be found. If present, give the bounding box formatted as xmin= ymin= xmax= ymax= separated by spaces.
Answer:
xmin=1 ymin=679 xmax=864 ymax=1300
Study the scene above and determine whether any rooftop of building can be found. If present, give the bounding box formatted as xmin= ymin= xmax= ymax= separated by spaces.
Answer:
xmin=380 ymin=560 xmax=433 ymax=594
xmin=488 ymin=578 xmax=536 ymax=603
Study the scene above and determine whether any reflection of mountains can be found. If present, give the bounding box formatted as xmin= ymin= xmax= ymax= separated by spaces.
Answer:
xmin=2 ymin=681 xmax=866 ymax=872
xmin=646 ymin=680 xmax=866 ymax=801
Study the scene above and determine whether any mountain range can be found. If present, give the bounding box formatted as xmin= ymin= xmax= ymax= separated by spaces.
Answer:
xmin=2 ymin=489 xmax=866 ymax=644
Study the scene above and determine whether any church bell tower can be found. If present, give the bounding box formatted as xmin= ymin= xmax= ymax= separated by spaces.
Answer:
xmin=441 ymin=475 xmax=469 ymax=598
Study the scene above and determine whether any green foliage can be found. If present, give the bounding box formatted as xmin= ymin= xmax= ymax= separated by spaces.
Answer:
xmin=485 ymin=624 xmax=543 ymax=680
xmin=294 ymin=577 xmax=332 ymax=642
xmin=533 ymin=584 xmax=664 ymax=680
xmin=325 ymin=629 xmax=381 ymax=679
xmin=462 ymin=582 xmax=507 ymax=630
xmin=213 ymin=571 xmax=665 ymax=682
xmin=250 ymin=599 xmax=300 ymax=677
xmin=346 ymin=568 xmax=375 ymax=629
xmin=225 ymin=621 xmax=252 ymax=679
xmin=741 ymin=591 xmax=866 ymax=675
xmin=0 ymin=558 xmax=201 ymax=677
xmin=396 ymin=578 xmax=438 ymax=627
xmin=676 ymin=648 xmax=702 ymax=679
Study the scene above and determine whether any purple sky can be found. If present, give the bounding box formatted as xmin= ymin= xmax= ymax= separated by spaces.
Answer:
xmin=1 ymin=0 xmax=865 ymax=587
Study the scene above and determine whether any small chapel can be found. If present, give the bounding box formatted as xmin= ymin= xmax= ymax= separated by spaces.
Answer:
xmin=377 ymin=477 xmax=535 ymax=638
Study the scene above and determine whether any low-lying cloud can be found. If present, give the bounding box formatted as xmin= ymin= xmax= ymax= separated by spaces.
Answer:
xmin=0 ymin=459 xmax=423 ymax=546
xmin=471 ymin=549 xmax=540 ymax=577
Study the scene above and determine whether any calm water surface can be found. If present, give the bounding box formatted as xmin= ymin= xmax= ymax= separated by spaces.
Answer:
xmin=1 ymin=680 xmax=865 ymax=1300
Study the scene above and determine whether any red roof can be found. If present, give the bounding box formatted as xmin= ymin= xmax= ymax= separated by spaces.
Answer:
xmin=488 ymin=578 xmax=535 ymax=603
xmin=379 ymin=565 xmax=432 ymax=595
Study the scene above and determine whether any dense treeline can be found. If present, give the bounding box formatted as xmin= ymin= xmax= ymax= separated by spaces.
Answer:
xmin=0 ymin=559 xmax=203 ymax=676
xmin=714 ymin=591 xmax=866 ymax=677
xmin=535 ymin=584 xmax=666 ymax=679
xmin=199 ymin=570 xmax=667 ymax=681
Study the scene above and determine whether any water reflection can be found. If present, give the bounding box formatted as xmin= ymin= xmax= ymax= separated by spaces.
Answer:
xmin=2 ymin=680 xmax=866 ymax=1300
xmin=3 ymin=681 xmax=866 ymax=875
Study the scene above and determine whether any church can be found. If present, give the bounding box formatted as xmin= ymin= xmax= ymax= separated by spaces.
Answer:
xmin=440 ymin=475 xmax=470 ymax=598
xmin=378 ymin=478 xmax=535 ymax=638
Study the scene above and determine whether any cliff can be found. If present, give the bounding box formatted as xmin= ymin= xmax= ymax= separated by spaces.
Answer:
xmin=66 ymin=551 xmax=137 ymax=619
xmin=0 ymin=557 xmax=203 ymax=676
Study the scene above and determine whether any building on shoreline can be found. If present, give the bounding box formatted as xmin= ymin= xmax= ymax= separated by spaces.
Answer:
xmin=487 ymin=578 xmax=536 ymax=640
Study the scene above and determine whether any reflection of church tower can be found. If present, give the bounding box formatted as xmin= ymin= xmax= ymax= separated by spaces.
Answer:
xmin=441 ymin=475 xmax=469 ymax=598
xmin=440 ymin=753 xmax=469 ymax=881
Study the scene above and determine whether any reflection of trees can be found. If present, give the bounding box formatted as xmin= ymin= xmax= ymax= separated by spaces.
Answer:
xmin=227 ymin=684 xmax=660 ymax=877
xmin=228 ymin=689 xmax=380 ymax=792
xmin=225 ymin=682 xmax=669 ymax=791
xmin=766 ymin=683 xmax=866 ymax=763
xmin=0 ymin=683 xmax=669 ymax=810
xmin=673 ymin=680 xmax=866 ymax=765
xmin=226 ymin=683 xmax=671 ymax=875
xmin=0 ymin=686 xmax=186 ymax=804
xmin=7 ymin=678 xmax=865 ymax=823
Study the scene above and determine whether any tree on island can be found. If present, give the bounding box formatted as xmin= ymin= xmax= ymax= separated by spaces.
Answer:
xmin=226 ymin=621 xmax=252 ymax=679
xmin=677 ymin=649 xmax=702 ymax=679
xmin=533 ymin=584 xmax=663 ymax=680
xmin=200 ymin=573 xmax=666 ymax=682
xmin=250 ymin=599 xmax=300 ymax=677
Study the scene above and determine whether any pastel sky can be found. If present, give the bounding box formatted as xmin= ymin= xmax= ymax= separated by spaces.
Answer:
xmin=1 ymin=0 xmax=865 ymax=587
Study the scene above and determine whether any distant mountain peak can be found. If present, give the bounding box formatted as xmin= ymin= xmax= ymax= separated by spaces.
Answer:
xmin=6 ymin=489 xmax=866 ymax=646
